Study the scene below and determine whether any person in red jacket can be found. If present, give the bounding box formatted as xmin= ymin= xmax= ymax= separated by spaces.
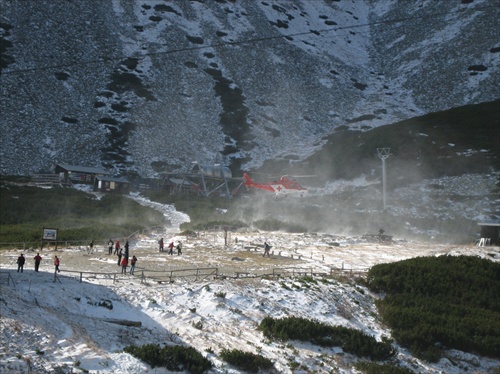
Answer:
xmin=168 ymin=241 xmax=174 ymax=255
xmin=34 ymin=253 xmax=42 ymax=272
xmin=121 ymin=256 xmax=128 ymax=274
xmin=114 ymin=240 xmax=120 ymax=255
xmin=54 ymin=256 xmax=60 ymax=273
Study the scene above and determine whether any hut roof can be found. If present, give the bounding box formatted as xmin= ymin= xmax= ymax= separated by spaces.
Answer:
xmin=477 ymin=220 xmax=500 ymax=227
xmin=57 ymin=163 xmax=109 ymax=175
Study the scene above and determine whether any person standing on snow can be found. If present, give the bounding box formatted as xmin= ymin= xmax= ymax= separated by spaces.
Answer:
xmin=130 ymin=255 xmax=137 ymax=275
xmin=17 ymin=254 xmax=25 ymax=273
xmin=158 ymin=238 xmax=164 ymax=253
xmin=124 ymin=240 xmax=130 ymax=260
xmin=168 ymin=241 xmax=174 ymax=255
xmin=263 ymin=242 xmax=271 ymax=258
xmin=177 ymin=241 xmax=182 ymax=255
xmin=114 ymin=239 xmax=120 ymax=255
xmin=121 ymin=256 xmax=128 ymax=274
xmin=34 ymin=253 xmax=42 ymax=272
xmin=108 ymin=239 xmax=114 ymax=255
xmin=117 ymin=247 xmax=123 ymax=266
xmin=54 ymin=256 xmax=60 ymax=273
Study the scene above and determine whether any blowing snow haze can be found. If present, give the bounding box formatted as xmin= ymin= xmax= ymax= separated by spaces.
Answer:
xmin=0 ymin=0 xmax=498 ymax=178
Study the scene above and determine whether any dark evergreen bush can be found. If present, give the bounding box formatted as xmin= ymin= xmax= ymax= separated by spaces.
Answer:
xmin=355 ymin=361 xmax=414 ymax=374
xmin=219 ymin=348 xmax=274 ymax=373
xmin=367 ymin=255 xmax=500 ymax=361
xmin=124 ymin=344 xmax=212 ymax=374
xmin=258 ymin=316 xmax=396 ymax=360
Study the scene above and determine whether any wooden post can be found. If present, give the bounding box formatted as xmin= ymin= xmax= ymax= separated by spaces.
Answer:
xmin=79 ymin=272 xmax=83 ymax=283
xmin=53 ymin=271 xmax=61 ymax=284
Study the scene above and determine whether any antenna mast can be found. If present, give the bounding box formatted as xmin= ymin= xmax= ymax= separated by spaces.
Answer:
xmin=377 ymin=148 xmax=391 ymax=210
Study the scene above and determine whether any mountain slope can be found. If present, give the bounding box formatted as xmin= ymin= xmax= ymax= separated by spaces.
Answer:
xmin=0 ymin=0 xmax=498 ymax=177
xmin=259 ymin=99 xmax=500 ymax=185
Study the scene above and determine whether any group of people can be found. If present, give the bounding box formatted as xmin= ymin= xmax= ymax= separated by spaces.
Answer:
xmin=17 ymin=253 xmax=60 ymax=273
xmin=13 ymin=236 xmax=199 ymax=276
xmin=159 ymin=238 xmax=182 ymax=255
xmin=106 ymin=238 xmax=138 ymax=275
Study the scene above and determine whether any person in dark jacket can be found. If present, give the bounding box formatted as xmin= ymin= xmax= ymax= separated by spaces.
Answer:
xmin=130 ymin=256 xmax=137 ymax=275
xmin=34 ymin=253 xmax=42 ymax=272
xmin=17 ymin=254 xmax=25 ymax=273
xmin=263 ymin=242 xmax=271 ymax=258
xmin=124 ymin=240 xmax=130 ymax=260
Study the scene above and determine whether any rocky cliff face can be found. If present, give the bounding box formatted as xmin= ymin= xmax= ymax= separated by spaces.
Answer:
xmin=0 ymin=0 xmax=498 ymax=178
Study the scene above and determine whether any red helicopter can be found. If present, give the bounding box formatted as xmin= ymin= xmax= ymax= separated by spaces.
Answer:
xmin=243 ymin=173 xmax=308 ymax=196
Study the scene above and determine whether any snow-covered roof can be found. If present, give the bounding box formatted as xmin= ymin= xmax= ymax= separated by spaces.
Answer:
xmin=56 ymin=163 xmax=109 ymax=175
xmin=477 ymin=220 xmax=500 ymax=227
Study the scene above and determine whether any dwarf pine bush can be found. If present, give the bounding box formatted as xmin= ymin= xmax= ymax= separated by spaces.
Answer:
xmin=258 ymin=316 xmax=396 ymax=360
xmin=219 ymin=348 xmax=274 ymax=373
xmin=124 ymin=344 xmax=212 ymax=374
xmin=367 ymin=255 xmax=500 ymax=361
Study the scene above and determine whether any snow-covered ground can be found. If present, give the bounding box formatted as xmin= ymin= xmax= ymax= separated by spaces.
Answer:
xmin=1 ymin=202 xmax=499 ymax=374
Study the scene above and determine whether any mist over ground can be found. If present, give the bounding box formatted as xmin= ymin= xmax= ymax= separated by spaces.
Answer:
xmin=207 ymin=170 xmax=498 ymax=245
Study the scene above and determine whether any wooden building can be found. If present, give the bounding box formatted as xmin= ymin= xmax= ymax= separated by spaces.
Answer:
xmin=477 ymin=220 xmax=500 ymax=245
xmin=93 ymin=176 xmax=130 ymax=194
xmin=55 ymin=163 xmax=109 ymax=185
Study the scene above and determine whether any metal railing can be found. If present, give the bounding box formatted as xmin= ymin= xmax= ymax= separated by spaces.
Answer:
xmin=0 ymin=271 xmax=16 ymax=287
xmin=140 ymin=267 xmax=219 ymax=284
xmin=0 ymin=264 xmax=369 ymax=288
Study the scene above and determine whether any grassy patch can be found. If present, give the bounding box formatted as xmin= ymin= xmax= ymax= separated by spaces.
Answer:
xmin=0 ymin=182 xmax=164 ymax=244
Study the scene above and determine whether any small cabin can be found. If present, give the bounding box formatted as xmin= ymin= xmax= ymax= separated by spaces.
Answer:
xmin=93 ymin=176 xmax=130 ymax=194
xmin=55 ymin=163 xmax=109 ymax=185
xmin=167 ymin=177 xmax=201 ymax=195
xmin=477 ymin=220 xmax=500 ymax=245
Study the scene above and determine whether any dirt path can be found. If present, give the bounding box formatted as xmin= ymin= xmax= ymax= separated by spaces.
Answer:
xmin=2 ymin=231 xmax=498 ymax=280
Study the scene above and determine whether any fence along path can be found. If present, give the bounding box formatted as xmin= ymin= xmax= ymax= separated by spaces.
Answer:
xmin=55 ymin=264 xmax=368 ymax=285
xmin=2 ymin=263 xmax=368 ymax=287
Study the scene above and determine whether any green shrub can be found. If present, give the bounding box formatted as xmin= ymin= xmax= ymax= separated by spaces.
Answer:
xmin=258 ymin=316 xmax=395 ymax=360
xmin=355 ymin=362 xmax=414 ymax=374
xmin=219 ymin=348 xmax=274 ymax=373
xmin=367 ymin=256 xmax=500 ymax=361
xmin=124 ymin=344 xmax=212 ymax=374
